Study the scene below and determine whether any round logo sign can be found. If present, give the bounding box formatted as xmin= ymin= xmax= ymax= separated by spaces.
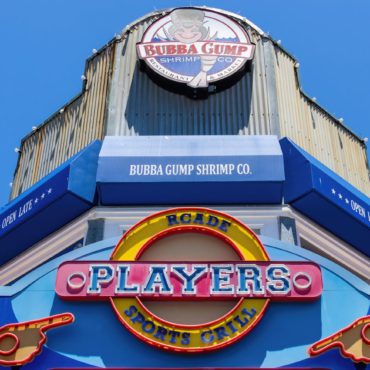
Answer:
xmin=56 ymin=208 xmax=322 ymax=353
xmin=137 ymin=8 xmax=255 ymax=88
xmin=110 ymin=208 xmax=269 ymax=352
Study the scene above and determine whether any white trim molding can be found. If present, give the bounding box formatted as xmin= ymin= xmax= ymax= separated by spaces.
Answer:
xmin=286 ymin=206 xmax=370 ymax=282
xmin=1 ymin=204 xmax=368 ymax=286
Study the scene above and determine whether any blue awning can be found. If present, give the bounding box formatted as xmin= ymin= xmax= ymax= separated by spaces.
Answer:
xmin=280 ymin=137 xmax=370 ymax=256
xmin=0 ymin=140 xmax=101 ymax=264
xmin=97 ymin=136 xmax=285 ymax=205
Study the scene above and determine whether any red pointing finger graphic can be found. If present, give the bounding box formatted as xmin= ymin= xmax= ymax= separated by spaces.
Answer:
xmin=0 ymin=313 xmax=74 ymax=366
xmin=309 ymin=315 xmax=370 ymax=364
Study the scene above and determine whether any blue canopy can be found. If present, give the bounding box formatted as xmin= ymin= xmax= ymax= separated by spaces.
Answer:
xmin=0 ymin=140 xmax=101 ymax=264
xmin=280 ymin=137 xmax=370 ymax=256
xmin=97 ymin=136 xmax=285 ymax=205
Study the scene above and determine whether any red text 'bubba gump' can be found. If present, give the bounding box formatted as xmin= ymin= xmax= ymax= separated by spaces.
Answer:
xmin=137 ymin=42 xmax=252 ymax=59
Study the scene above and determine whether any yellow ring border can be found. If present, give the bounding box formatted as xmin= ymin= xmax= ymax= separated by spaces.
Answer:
xmin=110 ymin=207 xmax=270 ymax=352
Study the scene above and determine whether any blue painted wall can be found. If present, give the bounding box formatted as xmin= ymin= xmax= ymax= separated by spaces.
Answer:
xmin=1 ymin=236 xmax=368 ymax=369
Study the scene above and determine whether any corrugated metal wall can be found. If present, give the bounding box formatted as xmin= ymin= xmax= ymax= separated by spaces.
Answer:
xmin=10 ymin=8 xmax=369 ymax=199
xmin=106 ymin=18 xmax=273 ymax=136
xmin=11 ymin=43 xmax=115 ymax=198
xmin=274 ymin=48 xmax=369 ymax=195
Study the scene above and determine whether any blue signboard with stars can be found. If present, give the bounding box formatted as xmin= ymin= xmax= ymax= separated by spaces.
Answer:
xmin=281 ymin=137 xmax=370 ymax=256
xmin=0 ymin=140 xmax=101 ymax=264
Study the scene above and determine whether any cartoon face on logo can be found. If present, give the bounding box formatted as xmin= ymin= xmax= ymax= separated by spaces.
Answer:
xmin=167 ymin=9 xmax=210 ymax=44
xmin=137 ymin=8 xmax=255 ymax=88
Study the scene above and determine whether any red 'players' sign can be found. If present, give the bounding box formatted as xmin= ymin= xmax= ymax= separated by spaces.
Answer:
xmin=56 ymin=208 xmax=322 ymax=352
xmin=57 ymin=261 xmax=321 ymax=300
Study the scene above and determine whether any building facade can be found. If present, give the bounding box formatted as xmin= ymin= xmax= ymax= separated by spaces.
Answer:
xmin=0 ymin=7 xmax=369 ymax=370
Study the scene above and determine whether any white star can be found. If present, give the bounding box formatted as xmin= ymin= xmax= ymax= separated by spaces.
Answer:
xmin=41 ymin=193 xmax=45 ymax=199
xmin=345 ymin=198 xmax=349 ymax=204
xmin=47 ymin=188 xmax=52 ymax=194
xmin=34 ymin=198 xmax=39 ymax=204
xmin=331 ymin=188 xmax=336 ymax=195
xmin=338 ymin=193 xmax=343 ymax=199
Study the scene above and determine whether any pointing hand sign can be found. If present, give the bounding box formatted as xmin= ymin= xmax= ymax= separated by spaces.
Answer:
xmin=309 ymin=316 xmax=370 ymax=364
xmin=0 ymin=313 xmax=74 ymax=366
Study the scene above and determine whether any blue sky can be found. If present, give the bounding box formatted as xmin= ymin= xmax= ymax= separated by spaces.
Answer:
xmin=0 ymin=0 xmax=369 ymax=205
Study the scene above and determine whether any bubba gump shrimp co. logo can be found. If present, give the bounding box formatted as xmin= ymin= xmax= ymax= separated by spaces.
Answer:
xmin=56 ymin=208 xmax=322 ymax=352
xmin=136 ymin=8 xmax=255 ymax=88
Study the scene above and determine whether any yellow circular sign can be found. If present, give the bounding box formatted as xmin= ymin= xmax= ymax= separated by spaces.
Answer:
xmin=110 ymin=208 xmax=269 ymax=352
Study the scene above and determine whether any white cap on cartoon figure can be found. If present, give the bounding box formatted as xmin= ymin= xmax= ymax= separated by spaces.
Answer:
xmin=170 ymin=8 xmax=205 ymax=27
xmin=168 ymin=9 xmax=208 ymax=43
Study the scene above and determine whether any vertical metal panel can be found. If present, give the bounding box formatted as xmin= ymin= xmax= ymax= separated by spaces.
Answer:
xmin=10 ymin=43 xmax=115 ymax=199
xmin=274 ymin=48 xmax=369 ymax=195
xmin=11 ymin=133 xmax=40 ymax=196
xmin=106 ymin=19 xmax=271 ymax=137
xmin=10 ymin=9 xmax=369 ymax=200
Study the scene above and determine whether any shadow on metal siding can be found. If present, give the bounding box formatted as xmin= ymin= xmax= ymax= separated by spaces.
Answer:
xmin=274 ymin=48 xmax=370 ymax=196
xmin=106 ymin=20 xmax=271 ymax=137
xmin=10 ymin=44 xmax=115 ymax=199
xmin=10 ymin=9 xmax=369 ymax=200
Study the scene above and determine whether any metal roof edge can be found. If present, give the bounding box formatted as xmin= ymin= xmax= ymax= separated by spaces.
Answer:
xmin=261 ymin=36 xmax=366 ymax=146
xmin=16 ymin=6 xmax=367 ymax=152
xmin=300 ymin=89 xmax=367 ymax=146
xmin=18 ymin=37 xmax=118 ymax=147
xmin=121 ymin=6 xmax=367 ymax=147
xmin=19 ymin=92 xmax=83 ymax=145
xmin=118 ymin=6 xmax=265 ymax=36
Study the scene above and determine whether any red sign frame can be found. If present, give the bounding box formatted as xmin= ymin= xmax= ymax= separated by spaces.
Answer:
xmin=56 ymin=261 xmax=322 ymax=301
xmin=56 ymin=207 xmax=323 ymax=353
